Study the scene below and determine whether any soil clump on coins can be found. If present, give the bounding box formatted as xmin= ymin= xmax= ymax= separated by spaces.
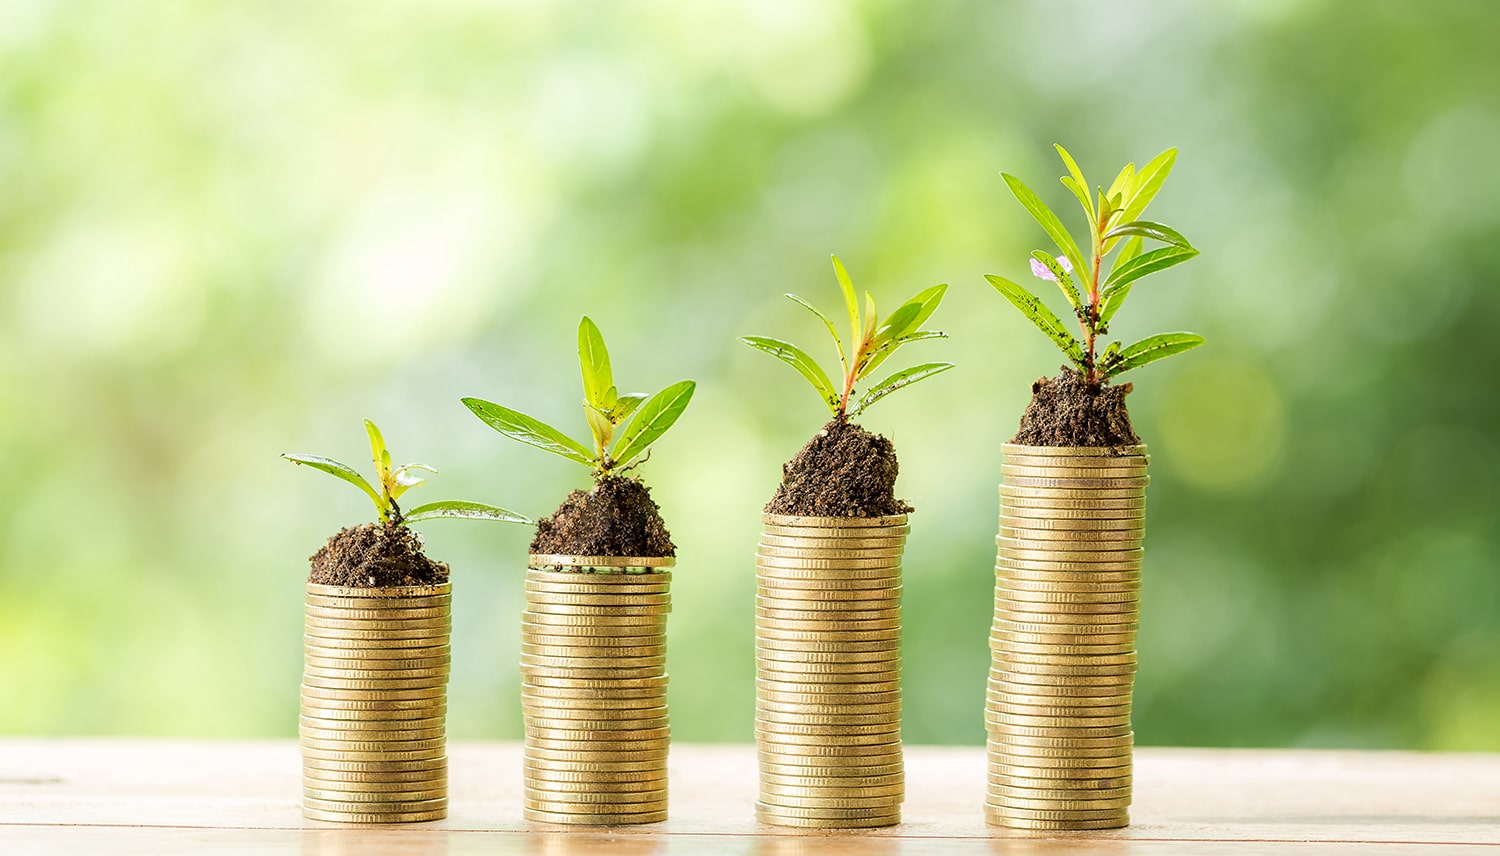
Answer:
xmin=1012 ymin=367 xmax=1141 ymax=448
xmin=766 ymin=418 xmax=912 ymax=517
xmin=309 ymin=523 xmax=449 ymax=588
xmin=530 ymin=475 xmax=676 ymax=558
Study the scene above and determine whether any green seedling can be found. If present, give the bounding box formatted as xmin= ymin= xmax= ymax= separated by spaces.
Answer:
xmin=986 ymin=145 xmax=1204 ymax=383
xmin=283 ymin=419 xmax=531 ymax=526
xmin=463 ymin=317 xmax=696 ymax=476
xmin=742 ymin=255 xmax=953 ymax=419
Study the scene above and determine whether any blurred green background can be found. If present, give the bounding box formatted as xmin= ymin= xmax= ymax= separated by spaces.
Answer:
xmin=2 ymin=0 xmax=1497 ymax=750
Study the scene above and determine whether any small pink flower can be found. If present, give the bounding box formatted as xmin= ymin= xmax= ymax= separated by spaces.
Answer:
xmin=1029 ymin=255 xmax=1072 ymax=281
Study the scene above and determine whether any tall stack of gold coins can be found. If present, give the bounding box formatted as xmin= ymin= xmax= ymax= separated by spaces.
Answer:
xmin=300 ymin=582 xmax=451 ymax=823
xmin=754 ymin=513 xmax=908 ymax=829
xmin=521 ymin=556 xmax=674 ymax=825
xmin=985 ymin=444 xmax=1148 ymax=830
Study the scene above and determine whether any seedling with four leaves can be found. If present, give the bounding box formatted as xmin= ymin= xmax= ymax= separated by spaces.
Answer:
xmin=986 ymin=145 xmax=1203 ymax=383
xmin=462 ymin=317 xmax=696 ymax=477
xmin=742 ymin=255 xmax=953 ymax=419
xmin=283 ymin=420 xmax=531 ymax=526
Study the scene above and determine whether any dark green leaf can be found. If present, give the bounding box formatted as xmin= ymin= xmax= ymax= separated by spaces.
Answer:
xmin=1031 ymin=250 xmax=1083 ymax=313
xmin=283 ymin=454 xmax=386 ymax=516
xmin=612 ymin=380 xmax=697 ymax=468
xmin=1101 ymin=332 xmax=1205 ymax=378
xmin=1101 ymin=246 xmax=1199 ymax=298
xmin=1002 ymin=173 xmax=1089 ymax=284
xmin=984 ymin=274 xmax=1086 ymax=368
xmin=577 ymin=316 xmax=612 ymax=409
xmin=851 ymin=362 xmax=954 ymax=416
xmin=785 ymin=292 xmax=846 ymax=369
xmin=404 ymin=500 xmax=533 ymax=525
xmin=831 ymin=255 xmax=861 ymax=346
xmin=461 ymin=398 xmax=595 ymax=464
xmin=1102 ymin=219 xmax=1192 ymax=248
xmin=741 ymin=336 xmax=839 ymax=411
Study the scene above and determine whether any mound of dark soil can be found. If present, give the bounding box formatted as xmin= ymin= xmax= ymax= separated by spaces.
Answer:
xmin=766 ymin=418 xmax=912 ymax=517
xmin=1012 ymin=366 xmax=1141 ymax=448
xmin=309 ymin=522 xmax=449 ymax=588
xmin=530 ymin=475 xmax=676 ymax=558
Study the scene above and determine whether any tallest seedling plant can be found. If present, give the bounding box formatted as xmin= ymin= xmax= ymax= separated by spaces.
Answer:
xmin=986 ymin=145 xmax=1202 ymax=381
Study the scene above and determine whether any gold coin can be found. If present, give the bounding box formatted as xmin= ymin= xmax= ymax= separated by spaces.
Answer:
xmin=522 ymin=695 xmax=667 ymax=713
xmin=1000 ymin=443 xmax=1146 ymax=457
xmin=757 ymin=634 xmax=900 ymax=651
xmin=528 ymin=556 xmax=673 ymax=571
xmin=528 ymin=743 xmax=669 ymax=764
xmin=755 ymin=599 xmax=901 ymax=618
xmin=302 ymin=756 xmax=446 ymax=774
xmin=755 ymin=576 xmax=902 ymax=593
xmin=999 ymin=514 xmax=1145 ymax=532
xmin=303 ymin=663 xmax=450 ymax=680
xmin=522 ymin=610 xmax=665 ymax=625
xmin=992 ymin=610 xmax=1137 ymax=628
xmin=986 ymin=680 xmax=1131 ymax=701
xmin=988 ymin=754 xmax=1132 ymax=773
xmin=1002 ymin=504 xmax=1146 ymax=522
xmin=981 ymin=804 xmax=1129 ymax=821
xmin=520 ymin=641 xmax=667 ymax=657
xmin=996 ymin=648 xmax=1136 ymax=665
xmin=301 ymin=675 xmax=449 ymax=692
xmin=999 ymin=558 xmax=1144 ymax=574
xmin=523 ymin=683 xmax=666 ymax=699
xmin=524 ymin=734 xmax=671 ymax=752
xmin=998 ymin=570 xmax=1142 ymax=586
xmin=522 ymin=603 xmax=670 ymax=618
xmin=756 ymin=728 xmax=899 ymax=748
xmin=753 ymin=800 xmax=901 ymax=820
xmin=304 ymin=613 xmax=450 ymax=628
xmin=994 ymin=600 xmax=1137 ymax=618
xmin=298 ymin=693 xmax=445 ymax=711
xmin=985 ymin=713 xmax=1133 ymax=731
xmin=299 ymin=721 xmax=445 ymax=741
xmin=520 ymin=668 xmax=665 ymax=684
xmin=299 ymin=684 xmax=446 ymax=701
xmin=519 ymin=650 xmax=666 ymax=667
xmin=755 ymin=740 xmax=902 ymax=757
xmin=304 ymin=785 xmax=447 ymax=804
xmin=302 ymin=773 xmax=446 ymax=791
xmin=524 ymin=786 xmax=668 ymax=806
xmin=999 ymin=530 xmax=1146 ymax=550
xmin=987 ymin=698 xmax=1130 ymax=717
xmin=999 ymin=540 xmax=1144 ymax=559
xmin=523 ymin=806 xmax=667 ymax=825
xmin=989 ymin=634 xmax=1135 ymax=654
xmin=762 ymin=515 xmax=910 ymax=531
xmin=525 ymin=578 xmax=670 ymax=593
xmin=1001 ymin=462 xmax=1148 ymax=477
xmin=300 ymin=629 xmax=450 ymax=645
xmin=756 ymin=614 xmax=902 ymax=632
xmin=756 ymin=687 xmax=900 ymax=705
xmin=306 ymin=595 xmax=451 ymax=613
xmin=994 ymin=660 xmax=1136 ymax=679
xmin=523 ymin=758 xmax=668 ymax=775
xmin=299 ymin=730 xmax=444 ymax=749
xmin=1001 ymin=490 xmax=1146 ymax=507
xmin=523 ymin=674 xmax=668 ymax=690
xmin=991 ymin=769 xmax=1131 ymax=788
xmin=984 ymin=813 xmax=1127 ymax=830
xmin=758 ymin=534 xmax=907 ymax=550
xmin=524 ymin=765 xmax=666 ymax=783
xmin=304 ymin=604 xmax=449 ymax=620
xmin=524 ymin=720 xmax=671 ymax=739
xmin=758 ymin=758 xmax=903 ymax=777
xmin=757 ymin=585 xmax=903 ymax=604
xmin=998 ymin=582 xmax=1140 ymax=599
xmin=520 ymin=636 xmax=665 ymax=652
xmin=304 ymin=794 xmax=447 ymax=813
xmin=307 ymin=582 xmax=449 ymax=598
xmin=993 ymin=616 xmax=1137 ymax=634
xmin=756 ymin=647 xmax=901 ymax=665
xmin=758 ymin=622 xmax=902 ymax=641
xmin=756 ymin=701 xmax=902 ymax=718
xmin=301 ymin=635 xmax=450 ymax=651
xmin=303 ymin=642 xmax=451 ymax=660
xmin=760 ymin=771 xmax=903 ymax=788
xmin=757 ymin=677 xmax=902 ymax=694
xmin=755 ymin=555 xmax=904 ymax=572
xmin=989 ymin=668 xmax=1134 ymax=687
xmin=521 ymin=704 xmax=669 ymax=723
xmin=298 ymin=702 xmax=446 ymax=720
xmin=754 ymin=655 xmax=897 ymax=673
xmin=988 ymin=781 xmax=1130 ymax=799
xmin=756 ymin=543 xmax=906 ymax=559
xmin=986 ymin=736 xmax=1133 ymax=754
xmin=758 ymin=525 xmax=909 ymax=541
xmin=1003 ymin=470 xmax=1150 ymax=487
xmin=525 ymin=588 xmax=671 ymax=604
xmin=756 ymin=567 xmax=905 ymax=585
xmin=527 ymin=776 xmax=666 ymax=794
xmin=756 ymin=793 xmax=902 ymax=811
xmin=529 ymin=567 xmax=671 ymax=583
xmin=302 ymin=806 xmax=448 ymax=823
xmin=754 ymin=809 xmax=900 ymax=829
xmin=755 ymin=720 xmax=900 ymax=737
xmin=303 ymin=656 xmax=450 ymax=675
xmin=520 ymin=621 xmax=664 ymax=639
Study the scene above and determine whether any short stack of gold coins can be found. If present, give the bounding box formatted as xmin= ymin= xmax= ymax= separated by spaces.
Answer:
xmin=754 ymin=512 xmax=909 ymax=829
xmin=521 ymin=555 xmax=674 ymax=825
xmin=300 ymin=582 xmax=451 ymax=823
xmin=985 ymin=444 xmax=1148 ymax=830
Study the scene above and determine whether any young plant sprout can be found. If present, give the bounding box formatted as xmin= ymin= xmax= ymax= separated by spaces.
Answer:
xmin=986 ymin=145 xmax=1203 ymax=383
xmin=462 ymin=317 xmax=696 ymax=477
xmin=283 ymin=419 xmax=531 ymax=527
xmin=742 ymin=255 xmax=953 ymax=419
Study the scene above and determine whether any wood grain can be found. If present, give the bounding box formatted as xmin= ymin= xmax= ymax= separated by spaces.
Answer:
xmin=1 ymin=741 xmax=1497 ymax=854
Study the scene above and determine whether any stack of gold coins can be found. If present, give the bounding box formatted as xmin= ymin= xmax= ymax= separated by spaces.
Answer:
xmin=985 ymin=444 xmax=1148 ymax=830
xmin=300 ymin=582 xmax=451 ymax=823
xmin=521 ymin=556 xmax=674 ymax=826
xmin=754 ymin=513 xmax=908 ymax=829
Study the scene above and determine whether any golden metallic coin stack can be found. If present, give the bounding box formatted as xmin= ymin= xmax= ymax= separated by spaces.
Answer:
xmin=754 ymin=513 xmax=908 ymax=829
xmin=300 ymin=582 xmax=451 ymax=823
xmin=986 ymin=444 xmax=1148 ymax=830
xmin=521 ymin=556 xmax=675 ymax=826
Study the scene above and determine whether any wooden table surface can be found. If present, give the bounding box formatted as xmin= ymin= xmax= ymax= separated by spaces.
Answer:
xmin=1 ymin=741 xmax=1497 ymax=854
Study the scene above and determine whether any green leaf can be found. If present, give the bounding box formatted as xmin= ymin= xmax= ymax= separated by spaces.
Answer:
xmin=612 ymin=380 xmax=697 ymax=468
xmin=850 ymin=362 xmax=955 ymax=416
xmin=741 ymin=336 xmax=839 ymax=411
xmin=984 ymin=274 xmax=1086 ymax=368
xmin=860 ymin=330 xmax=948 ymax=381
xmin=861 ymin=292 xmax=877 ymax=345
xmin=577 ymin=316 xmax=612 ymax=409
xmin=1099 ymin=283 xmax=1132 ymax=327
xmin=462 ymin=398 xmax=595 ymax=465
xmin=364 ymin=419 xmax=389 ymax=486
xmin=404 ymin=500 xmax=533 ymax=525
xmin=1117 ymin=148 xmax=1177 ymax=229
xmin=1002 ymin=173 xmax=1089 ymax=288
xmin=1101 ymin=246 xmax=1199 ymax=300
xmin=871 ymin=302 xmax=920 ymax=348
xmin=390 ymin=462 xmax=436 ymax=500
xmin=884 ymin=283 xmax=946 ymax=341
xmin=1102 ymin=219 xmax=1192 ymax=248
xmin=613 ymin=392 xmax=649 ymax=422
xmin=831 ymin=255 xmax=861 ymax=347
xmin=584 ymin=404 xmax=613 ymax=456
xmin=1054 ymin=144 xmax=1095 ymax=222
xmin=1105 ymin=162 xmax=1137 ymax=205
xmin=1101 ymin=332 xmax=1205 ymax=378
xmin=283 ymin=454 xmax=387 ymax=517
xmin=1031 ymin=250 xmax=1083 ymax=314
xmin=786 ymin=292 xmax=846 ymax=371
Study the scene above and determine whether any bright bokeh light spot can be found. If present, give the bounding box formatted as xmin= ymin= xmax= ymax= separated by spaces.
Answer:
xmin=740 ymin=0 xmax=869 ymax=116
xmin=1157 ymin=358 xmax=1286 ymax=492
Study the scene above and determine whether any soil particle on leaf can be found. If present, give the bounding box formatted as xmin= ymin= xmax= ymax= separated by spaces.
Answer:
xmin=766 ymin=418 xmax=913 ymax=518
xmin=309 ymin=522 xmax=450 ymax=588
xmin=530 ymin=475 xmax=676 ymax=558
xmin=1011 ymin=366 xmax=1142 ymax=448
